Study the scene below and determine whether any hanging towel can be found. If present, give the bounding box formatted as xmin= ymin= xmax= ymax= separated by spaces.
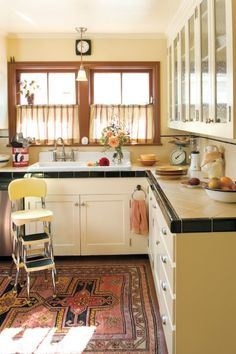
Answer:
xmin=130 ymin=199 xmax=148 ymax=235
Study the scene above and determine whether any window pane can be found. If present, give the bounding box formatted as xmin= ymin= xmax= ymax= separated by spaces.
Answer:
xmin=20 ymin=73 xmax=47 ymax=104
xmin=49 ymin=73 xmax=76 ymax=104
xmin=122 ymin=73 xmax=149 ymax=104
xmin=93 ymin=73 xmax=121 ymax=104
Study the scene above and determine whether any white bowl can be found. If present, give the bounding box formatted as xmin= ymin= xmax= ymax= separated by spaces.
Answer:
xmin=205 ymin=187 xmax=236 ymax=203
xmin=0 ymin=154 xmax=10 ymax=168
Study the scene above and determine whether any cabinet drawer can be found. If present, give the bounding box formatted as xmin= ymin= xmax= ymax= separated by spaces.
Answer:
xmin=159 ymin=262 xmax=175 ymax=324
xmin=158 ymin=288 xmax=175 ymax=354
xmin=159 ymin=242 xmax=175 ymax=294
xmin=156 ymin=203 xmax=175 ymax=261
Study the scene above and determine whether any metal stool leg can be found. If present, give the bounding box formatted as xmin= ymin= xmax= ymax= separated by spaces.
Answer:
xmin=26 ymin=272 xmax=30 ymax=300
xmin=52 ymin=267 xmax=57 ymax=298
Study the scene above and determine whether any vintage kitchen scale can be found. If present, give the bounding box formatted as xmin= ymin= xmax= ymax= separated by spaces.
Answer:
xmin=169 ymin=137 xmax=190 ymax=166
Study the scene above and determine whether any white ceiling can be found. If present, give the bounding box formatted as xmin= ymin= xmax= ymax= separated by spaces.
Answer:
xmin=0 ymin=0 xmax=184 ymax=37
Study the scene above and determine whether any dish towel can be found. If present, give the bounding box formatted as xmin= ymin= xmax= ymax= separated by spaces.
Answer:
xmin=130 ymin=199 xmax=148 ymax=235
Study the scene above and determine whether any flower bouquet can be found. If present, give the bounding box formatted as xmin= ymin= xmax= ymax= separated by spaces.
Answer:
xmin=100 ymin=123 xmax=129 ymax=164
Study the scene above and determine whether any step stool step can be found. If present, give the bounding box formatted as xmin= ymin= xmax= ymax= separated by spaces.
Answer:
xmin=25 ymin=257 xmax=55 ymax=272
xmin=22 ymin=232 xmax=49 ymax=244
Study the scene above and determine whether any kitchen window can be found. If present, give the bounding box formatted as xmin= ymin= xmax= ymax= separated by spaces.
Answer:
xmin=8 ymin=61 xmax=160 ymax=145
xmin=89 ymin=68 xmax=158 ymax=144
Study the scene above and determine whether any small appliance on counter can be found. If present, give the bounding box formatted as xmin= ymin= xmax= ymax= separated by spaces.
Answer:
xmin=188 ymin=151 xmax=201 ymax=179
xmin=168 ymin=136 xmax=190 ymax=166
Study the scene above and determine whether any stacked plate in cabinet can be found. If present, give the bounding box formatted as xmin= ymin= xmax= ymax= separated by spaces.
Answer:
xmin=155 ymin=165 xmax=188 ymax=179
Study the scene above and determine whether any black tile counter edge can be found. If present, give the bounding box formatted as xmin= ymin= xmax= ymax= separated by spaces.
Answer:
xmin=0 ymin=170 xmax=147 ymax=179
xmin=1 ymin=170 xmax=236 ymax=232
xmin=146 ymin=171 xmax=236 ymax=233
xmin=146 ymin=171 xmax=182 ymax=233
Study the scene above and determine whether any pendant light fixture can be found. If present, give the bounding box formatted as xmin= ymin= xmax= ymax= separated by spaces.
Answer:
xmin=75 ymin=27 xmax=88 ymax=81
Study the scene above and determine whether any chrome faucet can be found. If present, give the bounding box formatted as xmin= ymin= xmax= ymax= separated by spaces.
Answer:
xmin=53 ymin=137 xmax=66 ymax=161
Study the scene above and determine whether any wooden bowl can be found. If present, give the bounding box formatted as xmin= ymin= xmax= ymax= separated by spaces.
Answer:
xmin=140 ymin=154 xmax=156 ymax=161
xmin=138 ymin=159 xmax=157 ymax=166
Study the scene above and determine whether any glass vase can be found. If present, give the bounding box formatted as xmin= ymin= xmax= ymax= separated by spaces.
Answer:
xmin=27 ymin=93 xmax=34 ymax=105
xmin=113 ymin=147 xmax=123 ymax=164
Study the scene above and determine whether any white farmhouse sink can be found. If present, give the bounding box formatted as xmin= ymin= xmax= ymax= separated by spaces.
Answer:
xmin=27 ymin=151 xmax=132 ymax=172
xmin=28 ymin=160 xmax=131 ymax=172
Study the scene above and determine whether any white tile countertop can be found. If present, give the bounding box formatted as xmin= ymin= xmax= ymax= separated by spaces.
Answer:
xmin=153 ymin=177 xmax=236 ymax=219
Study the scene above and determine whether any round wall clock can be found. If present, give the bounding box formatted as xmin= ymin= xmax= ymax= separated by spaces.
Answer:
xmin=170 ymin=147 xmax=187 ymax=165
xmin=75 ymin=39 xmax=91 ymax=55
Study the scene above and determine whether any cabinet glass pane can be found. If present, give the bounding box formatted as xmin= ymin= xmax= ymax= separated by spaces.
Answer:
xmin=215 ymin=0 xmax=227 ymax=123
xmin=189 ymin=14 xmax=195 ymax=121
xmin=168 ymin=46 xmax=173 ymax=121
xmin=181 ymin=27 xmax=186 ymax=121
xmin=200 ymin=0 xmax=210 ymax=122
xmin=174 ymin=36 xmax=178 ymax=121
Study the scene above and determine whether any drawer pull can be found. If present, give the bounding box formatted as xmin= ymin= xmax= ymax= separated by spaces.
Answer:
xmin=152 ymin=204 xmax=157 ymax=209
xmin=161 ymin=314 xmax=168 ymax=325
xmin=161 ymin=227 xmax=167 ymax=236
xmin=161 ymin=281 xmax=167 ymax=291
xmin=156 ymin=240 xmax=160 ymax=246
xmin=161 ymin=255 xmax=167 ymax=264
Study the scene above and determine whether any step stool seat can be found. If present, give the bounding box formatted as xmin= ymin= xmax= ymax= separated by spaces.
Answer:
xmin=11 ymin=208 xmax=53 ymax=226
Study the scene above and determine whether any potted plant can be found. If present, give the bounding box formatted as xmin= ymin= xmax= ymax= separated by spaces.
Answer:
xmin=19 ymin=80 xmax=39 ymax=105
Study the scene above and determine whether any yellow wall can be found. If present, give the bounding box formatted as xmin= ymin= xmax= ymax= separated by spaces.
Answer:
xmin=0 ymin=36 xmax=182 ymax=163
xmin=7 ymin=36 xmax=171 ymax=135
xmin=0 ymin=35 xmax=8 ymax=129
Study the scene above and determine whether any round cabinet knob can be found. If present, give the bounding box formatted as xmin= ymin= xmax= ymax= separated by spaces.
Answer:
xmin=74 ymin=202 xmax=79 ymax=207
xmin=161 ymin=281 xmax=167 ymax=291
xmin=80 ymin=202 xmax=86 ymax=207
xmin=161 ymin=255 xmax=167 ymax=264
xmin=156 ymin=240 xmax=160 ymax=246
xmin=161 ymin=315 xmax=168 ymax=325
xmin=161 ymin=227 xmax=167 ymax=236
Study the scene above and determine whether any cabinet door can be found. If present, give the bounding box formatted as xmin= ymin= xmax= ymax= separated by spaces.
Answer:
xmin=168 ymin=0 xmax=234 ymax=138
xmin=200 ymin=0 xmax=210 ymax=122
xmin=80 ymin=194 xmax=130 ymax=255
xmin=213 ymin=0 xmax=228 ymax=123
xmin=26 ymin=195 xmax=80 ymax=255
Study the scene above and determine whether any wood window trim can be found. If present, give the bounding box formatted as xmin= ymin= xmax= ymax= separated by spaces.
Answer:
xmin=8 ymin=61 xmax=161 ymax=145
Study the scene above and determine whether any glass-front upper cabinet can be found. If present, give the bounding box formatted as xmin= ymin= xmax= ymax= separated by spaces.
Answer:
xmin=214 ymin=0 xmax=227 ymax=123
xmin=189 ymin=13 xmax=196 ymax=122
xmin=168 ymin=46 xmax=173 ymax=122
xmin=200 ymin=0 xmax=210 ymax=122
xmin=174 ymin=35 xmax=179 ymax=121
xmin=180 ymin=27 xmax=186 ymax=122
xmin=168 ymin=0 xmax=234 ymax=139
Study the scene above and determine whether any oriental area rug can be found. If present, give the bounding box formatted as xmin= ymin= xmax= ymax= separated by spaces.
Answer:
xmin=0 ymin=259 xmax=162 ymax=354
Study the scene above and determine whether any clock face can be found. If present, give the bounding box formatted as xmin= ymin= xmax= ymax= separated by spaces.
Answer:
xmin=170 ymin=148 xmax=186 ymax=165
xmin=75 ymin=40 xmax=91 ymax=55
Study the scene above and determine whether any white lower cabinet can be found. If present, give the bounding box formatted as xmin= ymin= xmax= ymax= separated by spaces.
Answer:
xmin=148 ymin=186 xmax=236 ymax=354
xmin=26 ymin=177 xmax=148 ymax=256
xmin=80 ymin=194 xmax=130 ymax=255
xmin=25 ymin=194 xmax=80 ymax=255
